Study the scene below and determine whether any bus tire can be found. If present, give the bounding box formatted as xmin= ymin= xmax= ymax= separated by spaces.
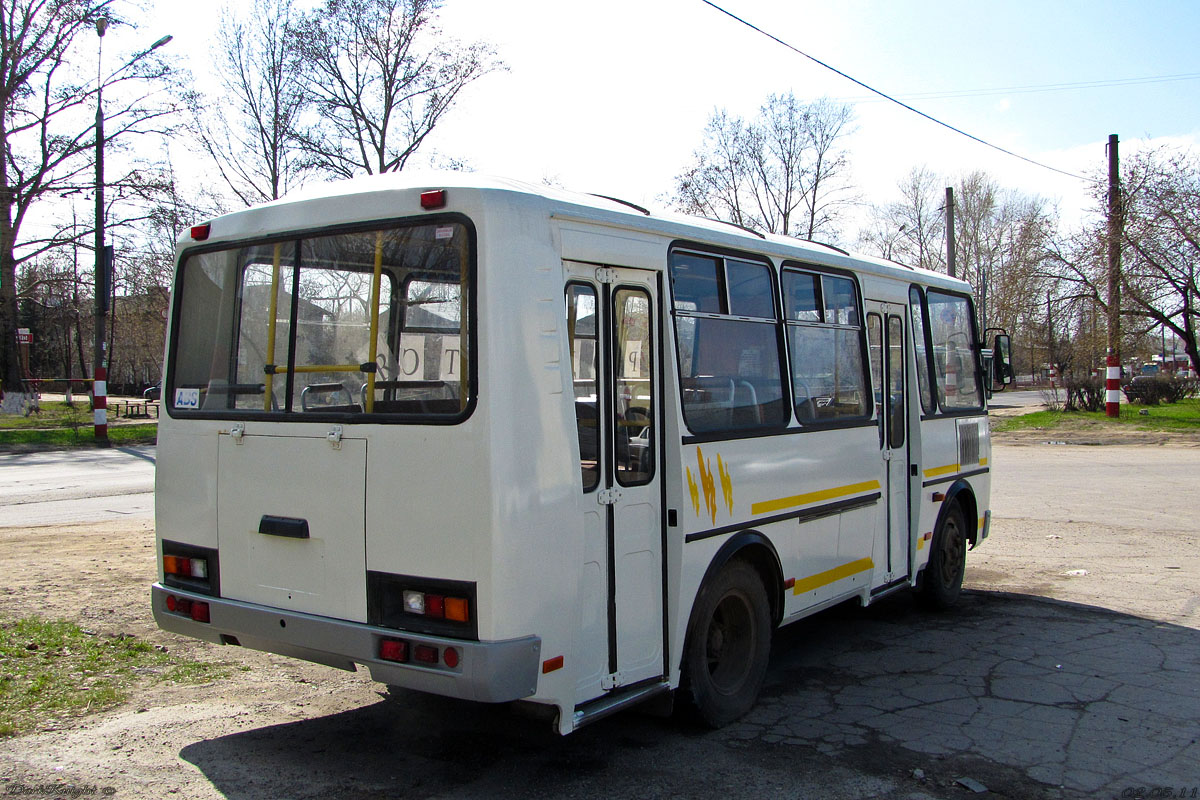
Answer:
xmin=919 ymin=499 xmax=967 ymax=609
xmin=681 ymin=559 xmax=772 ymax=727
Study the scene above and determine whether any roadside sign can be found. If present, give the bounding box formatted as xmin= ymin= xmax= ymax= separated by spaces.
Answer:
xmin=16 ymin=328 xmax=31 ymax=344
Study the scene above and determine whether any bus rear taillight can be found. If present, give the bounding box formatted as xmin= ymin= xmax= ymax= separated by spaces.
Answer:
xmin=402 ymin=589 xmax=470 ymax=623
xmin=164 ymin=594 xmax=210 ymax=623
xmin=379 ymin=638 xmax=408 ymax=663
xmin=163 ymin=555 xmax=208 ymax=579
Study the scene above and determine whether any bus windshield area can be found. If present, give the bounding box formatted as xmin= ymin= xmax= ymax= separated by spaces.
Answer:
xmin=168 ymin=221 xmax=472 ymax=420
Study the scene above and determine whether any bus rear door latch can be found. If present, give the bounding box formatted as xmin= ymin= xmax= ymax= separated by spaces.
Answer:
xmin=597 ymin=488 xmax=622 ymax=505
xmin=327 ymin=425 xmax=343 ymax=449
xmin=230 ymin=422 xmax=245 ymax=445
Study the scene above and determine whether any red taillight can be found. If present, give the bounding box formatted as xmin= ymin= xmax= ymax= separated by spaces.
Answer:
xmin=165 ymin=595 xmax=177 ymax=612
xmin=413 ymin=644 xmax=438 ymax=664
xmin=190 ymin=601 xmax=210 ymax=623
xmin=190 ymin=224 xmax=210 ymax=240
xmin=380 ymin=638 xmax=408 ymax=663
xmin=443 ymin=647 xmax=459 ymax=669
xmin=419 ymin=190 xmax=446 ymax=210
xmin=425 ymin=594 xmax=445 ymax=619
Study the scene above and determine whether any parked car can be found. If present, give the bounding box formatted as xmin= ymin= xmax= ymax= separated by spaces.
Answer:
xmin=144 ymin=383 xmax=161 ymax=401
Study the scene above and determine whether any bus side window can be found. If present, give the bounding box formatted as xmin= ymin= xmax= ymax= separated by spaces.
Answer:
xmin=782 ymin=269 xmax=869 ymax=423
xmin=567 ymin=283 xmax=599 ymax=491
xmin=908 ymin=286 xmax=935 ymax=414
xmin=670 ymin=252 xmax=787 ymax=434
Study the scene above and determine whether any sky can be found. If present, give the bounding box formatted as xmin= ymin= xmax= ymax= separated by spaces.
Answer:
xmin=138 ymin=0 xmax=1200 ymax=240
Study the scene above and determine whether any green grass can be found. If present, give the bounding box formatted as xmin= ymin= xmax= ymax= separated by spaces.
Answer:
xmin=992 ymin=398 xmax=1200 ymax=433
xmin=0 ymin=616 xmax=229 ymax=737
xmin=0 ymin=422 xmax=157 ymax=448
xmin=0 ymin=400 xmax=94 ymax=430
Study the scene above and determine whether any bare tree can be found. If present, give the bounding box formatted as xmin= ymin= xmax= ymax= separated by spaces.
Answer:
xmin=0 ymin=0 xmax=175 ymax=411
xmin=190 ymin=0 xmax=309 ymax=205
xmin=290 ymin=0 xmax=502 ymax=178
xmin=1050 ymin=146 xmax=1200 ymax=377
xmin=672 ymin=93 xmax=856 ymax=241
xmin=857 ymin=166 xmax=945 ymax=271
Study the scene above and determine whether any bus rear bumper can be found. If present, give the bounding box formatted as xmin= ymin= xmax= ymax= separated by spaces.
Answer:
xmin=151 ymin=583 xmax=541 ymax=703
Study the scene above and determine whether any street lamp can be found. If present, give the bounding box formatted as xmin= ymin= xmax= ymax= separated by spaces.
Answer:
xmin=93 ymin=20 xmax=172 ymax=443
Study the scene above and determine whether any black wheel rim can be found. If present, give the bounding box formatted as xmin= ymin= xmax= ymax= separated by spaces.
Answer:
xmin=705 ymin=590 xmax=755 ymax=695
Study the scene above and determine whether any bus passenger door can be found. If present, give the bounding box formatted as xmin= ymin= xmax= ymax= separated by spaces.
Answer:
xmin=868 ymin=309 xmax=911 ymax=585
xmin=566 ymin=263 xmax=664 ymax=699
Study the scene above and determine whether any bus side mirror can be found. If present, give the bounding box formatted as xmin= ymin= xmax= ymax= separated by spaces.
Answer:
xmin=988 ymin=332 xmax=1014 ymax=392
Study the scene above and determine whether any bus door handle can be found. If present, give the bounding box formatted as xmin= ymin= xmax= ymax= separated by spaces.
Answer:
xmin=259 ymin=515 xmax=310 ymax=539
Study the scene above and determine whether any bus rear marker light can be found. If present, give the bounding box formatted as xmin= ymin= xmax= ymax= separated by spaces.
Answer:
xmin=413 ymin=644 xmax=438 ymax=664
xmin=190 ymin=224 xmax=210 ymax=240
xmin=542 ymin=655 xmax=564 ymax=674
xmin=420 ymin=190 xmax=446 ymax=210
xmin=443 ymin=648 xmax=460 ymax=669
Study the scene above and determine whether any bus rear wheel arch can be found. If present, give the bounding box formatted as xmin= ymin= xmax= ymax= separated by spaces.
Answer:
xmin=680 ymin=559 xmax=772 ymax=727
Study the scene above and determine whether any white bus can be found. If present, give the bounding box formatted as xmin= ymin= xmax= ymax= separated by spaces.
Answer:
xmin=152 ymin=173 xmax=1013 ymax=733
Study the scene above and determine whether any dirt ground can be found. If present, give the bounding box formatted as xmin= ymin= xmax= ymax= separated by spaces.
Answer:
xmin=0 ymin=430 xmax=1197 ymax=798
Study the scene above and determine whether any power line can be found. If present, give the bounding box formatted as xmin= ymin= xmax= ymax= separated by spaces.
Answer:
xmin=700 ymin=0 xmax=1099 ymax=184
xmin=850 ymin=72 xmax=1200 ymax=103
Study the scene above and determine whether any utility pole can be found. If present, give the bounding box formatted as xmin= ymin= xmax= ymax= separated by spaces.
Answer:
xmin=93 ymin=17 xmax=109 ymax=444
xmin=1105 ymin=134 xmax=1122 ymax=418
xmin=945 ymin=186 xmax=956 ymax=279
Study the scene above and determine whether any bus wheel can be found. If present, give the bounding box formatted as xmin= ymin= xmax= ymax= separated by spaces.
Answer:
xmin=919 ymin=500 xmax=967 ymax=609
xmin=682 ymin=560 xmax=771 ymax=727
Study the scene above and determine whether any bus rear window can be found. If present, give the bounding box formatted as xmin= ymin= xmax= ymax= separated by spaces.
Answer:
xmin=168 ymin=221 xmax=473 ymax=420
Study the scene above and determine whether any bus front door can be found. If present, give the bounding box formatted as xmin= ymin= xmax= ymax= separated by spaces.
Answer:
xmin=566 ymin=263 xmax=664 ymax=700
xmin=869 ymin=308 xmax=912 ymax=588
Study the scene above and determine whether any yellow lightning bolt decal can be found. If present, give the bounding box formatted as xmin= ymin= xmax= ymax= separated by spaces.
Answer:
xmin=686 ymin=467 xmax=700 ymax=516
xmin=717 ymin=454 xmax=733 ymax=515
xmin=697 ymin=448 xmax=718 ymax=525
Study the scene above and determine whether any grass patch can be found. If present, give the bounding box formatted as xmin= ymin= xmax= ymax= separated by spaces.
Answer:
xmin=0 ymin=616 xmax=229 ymax=737
xmin=0 ymin=423 xmax=157 ymax=448
xmin=992 ymin=398 xmax=1200 ymax=434
xmin=0 ymin=401 xmax=95 ymax=430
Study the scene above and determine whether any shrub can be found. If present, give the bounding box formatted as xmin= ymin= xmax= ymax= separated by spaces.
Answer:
xmin=1064 ymin=376 xmax=1105 ymax=411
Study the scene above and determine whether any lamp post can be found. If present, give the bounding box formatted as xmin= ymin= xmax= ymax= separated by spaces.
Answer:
xmin=92 ymin=21 xmax=172 ymax=443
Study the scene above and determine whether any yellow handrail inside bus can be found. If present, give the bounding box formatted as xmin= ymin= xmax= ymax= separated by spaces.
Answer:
xmin=365 ymin=231 xmax=384 ymax=413
xmin=263 ymin=244 xmax=282 ymax=411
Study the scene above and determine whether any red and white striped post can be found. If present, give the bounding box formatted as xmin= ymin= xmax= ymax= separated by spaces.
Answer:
xmin=93 ymin=366 xmax=108 ymax=441
xmin=1105 ymin=351 xmax=1121 ymax=418
xmin=1048 ymin=365 xmax=1057 ymax=390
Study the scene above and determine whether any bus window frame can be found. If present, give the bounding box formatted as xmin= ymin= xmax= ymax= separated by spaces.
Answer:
xmin=165 ymin=213 xmax=478 ymax=426
xmin=667 ymin=242 xmax=791 ymax=440
xmin=779 ymin=261 xmax=873 ymax=430
xmin=911 ymin=284 xmax=987 ymax=419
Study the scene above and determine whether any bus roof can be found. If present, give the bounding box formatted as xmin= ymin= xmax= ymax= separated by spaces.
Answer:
xmin=182 ymin=171 xmax=972 ymax=293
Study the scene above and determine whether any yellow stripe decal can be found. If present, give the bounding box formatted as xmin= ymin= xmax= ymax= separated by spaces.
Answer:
xmin=923 ymin=463 xmax=960 ymax=479
xmin=979 ymin=457 xmax=988 ymax=466
xmin=793 ymin=558 xmax=875 ymax=595
xmin=752 ymin=480 xmax=882 ymax=516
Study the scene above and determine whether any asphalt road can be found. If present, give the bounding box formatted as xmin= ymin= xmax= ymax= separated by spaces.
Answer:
xmin=0 ymin=445 xmax=155 ymax=527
